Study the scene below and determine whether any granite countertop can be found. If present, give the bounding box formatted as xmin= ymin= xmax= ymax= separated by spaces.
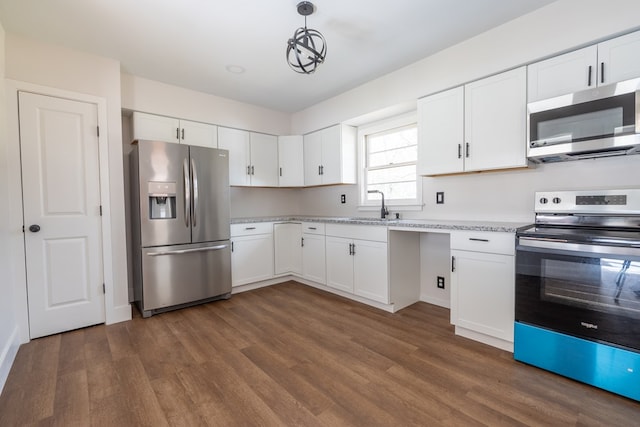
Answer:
xmin=231 ymin=216 xmax=530 ymax=233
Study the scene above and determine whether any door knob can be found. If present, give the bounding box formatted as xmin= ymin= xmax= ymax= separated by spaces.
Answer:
xmin=29 ymin=224 xmax=41 ymax=232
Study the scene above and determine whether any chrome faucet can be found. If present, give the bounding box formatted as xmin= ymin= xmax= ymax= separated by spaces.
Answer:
xmin=368 ymin=190 xmax=389 ymax=219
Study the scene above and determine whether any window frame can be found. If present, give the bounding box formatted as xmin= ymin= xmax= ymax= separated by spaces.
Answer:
xmin=357 ymin=112 xmax=423 ymax=211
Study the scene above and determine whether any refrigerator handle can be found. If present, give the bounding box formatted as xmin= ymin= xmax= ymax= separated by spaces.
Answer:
xmin=191 ymin=158 xmax=198 ymax=227
xmin=183 ymin=158 xmax=190 ymax=227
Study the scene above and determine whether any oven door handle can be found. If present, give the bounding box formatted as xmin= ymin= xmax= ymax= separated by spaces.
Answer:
xmin=518 ymin=237 xmax=640 ymax=257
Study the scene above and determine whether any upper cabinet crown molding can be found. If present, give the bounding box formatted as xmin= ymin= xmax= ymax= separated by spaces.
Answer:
xmin=528 ymin=30 xmax=640 ymax=102
xmin=131 ymin=111 xmax=217 ymax=148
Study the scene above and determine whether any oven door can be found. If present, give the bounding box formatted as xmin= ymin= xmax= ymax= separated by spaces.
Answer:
xmin=516 ymin=237 xmax=640 ymax=352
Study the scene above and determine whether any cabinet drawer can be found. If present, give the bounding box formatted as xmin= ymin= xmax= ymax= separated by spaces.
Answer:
xmin=302 ymin=222 xmax=325 ymax=235
xmin=325 ymin=223 xmax=387 ymax=242
xmin=230 ymin=222 xmax=273 ymax=237
xmin=450 ymin=231 xmax=515 ymax=255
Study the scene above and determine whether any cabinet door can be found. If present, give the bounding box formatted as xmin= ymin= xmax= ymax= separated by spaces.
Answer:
xmin=527 ymin=46 xmax=597 ymax=102
xmin=302 ymin=233 xmax=326 ymax=284
xmin=274 ymin=223 xmax=302 ymax=275
xmin=451 ymin=249 xmax=514 ymax=342
xmin=598 ymin=30 xmax=640 ymax=86
xmin=180 ymin=120 xmax=218 ymax=148
xmin=417 ymin=86 xmax=464 ymax=175
xmin=278 ymin=135 xmax=304 ymax=187
xmin=218 ymin=127 xmax=250 ymax=186
xmin=464 ymin=67 xmax=527 ymax=172
xmin=250 ymin=133 xmax=279 ymax=187
xmin=303 ymin=130 xmax=323 ymax=186
xmin=132 ymin=112 xmax=179 ymax=143
xmin=231 ymin=234 xmax=274 ymax=286
xmin=325 ymin=236 xmax=353 ymax=292
xmin=353 ymin=239 xmax=388 ymax=304
xmin=320 ymin=125 xmax=342 ymax=185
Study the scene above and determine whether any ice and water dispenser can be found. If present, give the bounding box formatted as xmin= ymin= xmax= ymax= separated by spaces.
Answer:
xmin=148 ymin=181 xmax=177 ymax=219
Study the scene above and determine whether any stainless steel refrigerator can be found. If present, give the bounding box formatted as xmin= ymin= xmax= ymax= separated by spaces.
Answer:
xmin=130 ymin=140 xmax=231 ymax=317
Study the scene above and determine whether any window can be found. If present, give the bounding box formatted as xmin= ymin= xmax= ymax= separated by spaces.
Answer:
xmin=359 ymin=113 xmax=422 ymax=209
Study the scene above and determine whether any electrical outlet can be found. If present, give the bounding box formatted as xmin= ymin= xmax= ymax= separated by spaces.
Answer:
xmin=436 ymin=192 xmax=444 ymax=204
xmin=437 ymin=276 xmax=445 ymax=289
xmin=340 ymin=194 xmax=346 ymax=204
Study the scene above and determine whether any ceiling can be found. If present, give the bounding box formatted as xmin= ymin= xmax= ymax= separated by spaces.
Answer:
xmin=0 ymin=0 xmax=556 ymax=113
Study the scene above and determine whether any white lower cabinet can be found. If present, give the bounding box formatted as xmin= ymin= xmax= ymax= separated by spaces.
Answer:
xmin=325 ymin=224 xmax=389 ymax=304
xmin=230 ymin=223 xmax=274 ymax=287
xmin=301 ymin=223 xmax=326 ymax=284
xmin=274 ymin=222 xmax=302 ymax=275
xmin=450 ymin=231 xmax=515 ymax=344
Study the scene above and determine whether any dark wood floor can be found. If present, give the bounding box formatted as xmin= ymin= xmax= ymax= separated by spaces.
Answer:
xmin=1 ymin=281 xmax=638 ymax=426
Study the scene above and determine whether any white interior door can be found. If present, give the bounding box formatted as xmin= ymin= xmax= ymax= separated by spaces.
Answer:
xmin=19 ymin=91 xmax=105 ymax=339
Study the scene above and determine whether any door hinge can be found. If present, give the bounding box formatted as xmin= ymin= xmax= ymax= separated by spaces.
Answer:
xmin=102 ymin=283 xmax=105 ymax=294
xmin=97 ymin=126 xmax=100 ymax=137
xmin=99 ymin=205 xmax=103 ymax=216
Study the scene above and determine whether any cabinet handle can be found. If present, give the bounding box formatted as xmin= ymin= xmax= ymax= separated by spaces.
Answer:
xmin=587 ymin=65 xmax=592 ymax=87
xmin=279 ymin=167 xmax=282 ymax=177
xmin=231 ymin=241 xmax=234 ymax=252
xmin=320 ymin=165 xmax=324 ymax=175
xmin=251 ymin=165 xmax=255 ymax=175
xmin=308 ymin=226 xmax=317 ymax=230
xmin=181 ymin=128 xmax=185 ymax=140
xmin=176 ymin=128 xmax=180 ymax=140
xmin=451 ymin=255 xmax=456 ymax=272
xmin=600 ymin=62 xmax=605 ymax=84
xmin=245 ymin=227 xmax=256 ymax=230
xmin=465 ymin=142 xmax=470 ymax=158
xmin=469 ymin=238 xmax=489 ymax=242
xmin=301 ymin=237 xmax=304 ymax=247
xmin=351 ymin=243 xmax=356 ymax=256
xmin=458 ymin=143 xmax=462 ymax=159
xmin=247 ymin=165 xmax=251 ymax=175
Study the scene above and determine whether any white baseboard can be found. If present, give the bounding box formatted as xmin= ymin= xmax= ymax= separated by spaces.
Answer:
xmin=0 ymin=327 xmax=21 ymax=395
xmin=420 ymin=294 xmax=450 ymax=309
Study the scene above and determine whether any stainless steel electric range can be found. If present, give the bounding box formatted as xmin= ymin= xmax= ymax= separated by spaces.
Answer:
xmin=515 ymin=189 xmax=640 ymax=401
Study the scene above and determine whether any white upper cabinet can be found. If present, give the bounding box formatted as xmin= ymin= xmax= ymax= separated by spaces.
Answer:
xmin=528 ymin=30 xmax=640 ymax=102
xmin=418 ymin=67 xmax=527 ymax=176
xmin=417 ymin=86 xmax=464 ymax=175
xmin=278 ymin=135 xmax=304 ymax=187
xmin=304 ymin=124 xmax=356 ymax=186
xmin=249 ymin=132 xmax=279 ymax=187
xmin=218 ymin=127 xmax=278 ymax=187
xmin=179 ymin=120 xmax=218 ymax=148
xmin=131 ymin=112 xmax=217 ymax=147
xmin=464 ymin=67 xmax=527 ymax=172
xmin=218 ymin=127 xmax=251 ymax=186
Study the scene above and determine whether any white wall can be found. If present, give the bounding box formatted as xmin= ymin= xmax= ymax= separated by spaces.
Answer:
xmin=0 ymin=21 xmax=20 ymax=395
xmin=4 ymin=34 xmax=132 ymax=339
xmin=121 ymin=74 xmax=291 ymax=135
xmin=295 ymin=0 xmax=640 ymax=223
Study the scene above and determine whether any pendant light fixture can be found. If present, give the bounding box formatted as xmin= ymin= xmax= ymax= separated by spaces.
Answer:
xmin=286 ymin=1 xmax=327 ymax=74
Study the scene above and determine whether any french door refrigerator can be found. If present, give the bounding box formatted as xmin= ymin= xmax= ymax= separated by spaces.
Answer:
xmin=130 ymin=140 xmax=231 ymax=317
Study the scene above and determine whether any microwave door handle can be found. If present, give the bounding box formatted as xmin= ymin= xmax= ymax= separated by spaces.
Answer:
xmin=183 ymin=158 xmax=190 ymax=228
xmin=191 ymin=157 xmax=198 ymax=227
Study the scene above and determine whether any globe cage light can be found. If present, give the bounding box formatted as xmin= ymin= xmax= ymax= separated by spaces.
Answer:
xmin=286 ymin=2 xmax=327 ymax=74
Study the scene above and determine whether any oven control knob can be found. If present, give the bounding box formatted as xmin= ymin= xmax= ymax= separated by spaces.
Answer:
xmin=552 ymin=197 xmax=561 ymax=204
xmin=539 ymin=197 xmax=548 ymax=204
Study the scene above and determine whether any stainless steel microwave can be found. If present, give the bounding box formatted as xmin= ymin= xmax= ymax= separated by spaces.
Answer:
xmin=527 ymin=77 xmax=640 ymax=163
